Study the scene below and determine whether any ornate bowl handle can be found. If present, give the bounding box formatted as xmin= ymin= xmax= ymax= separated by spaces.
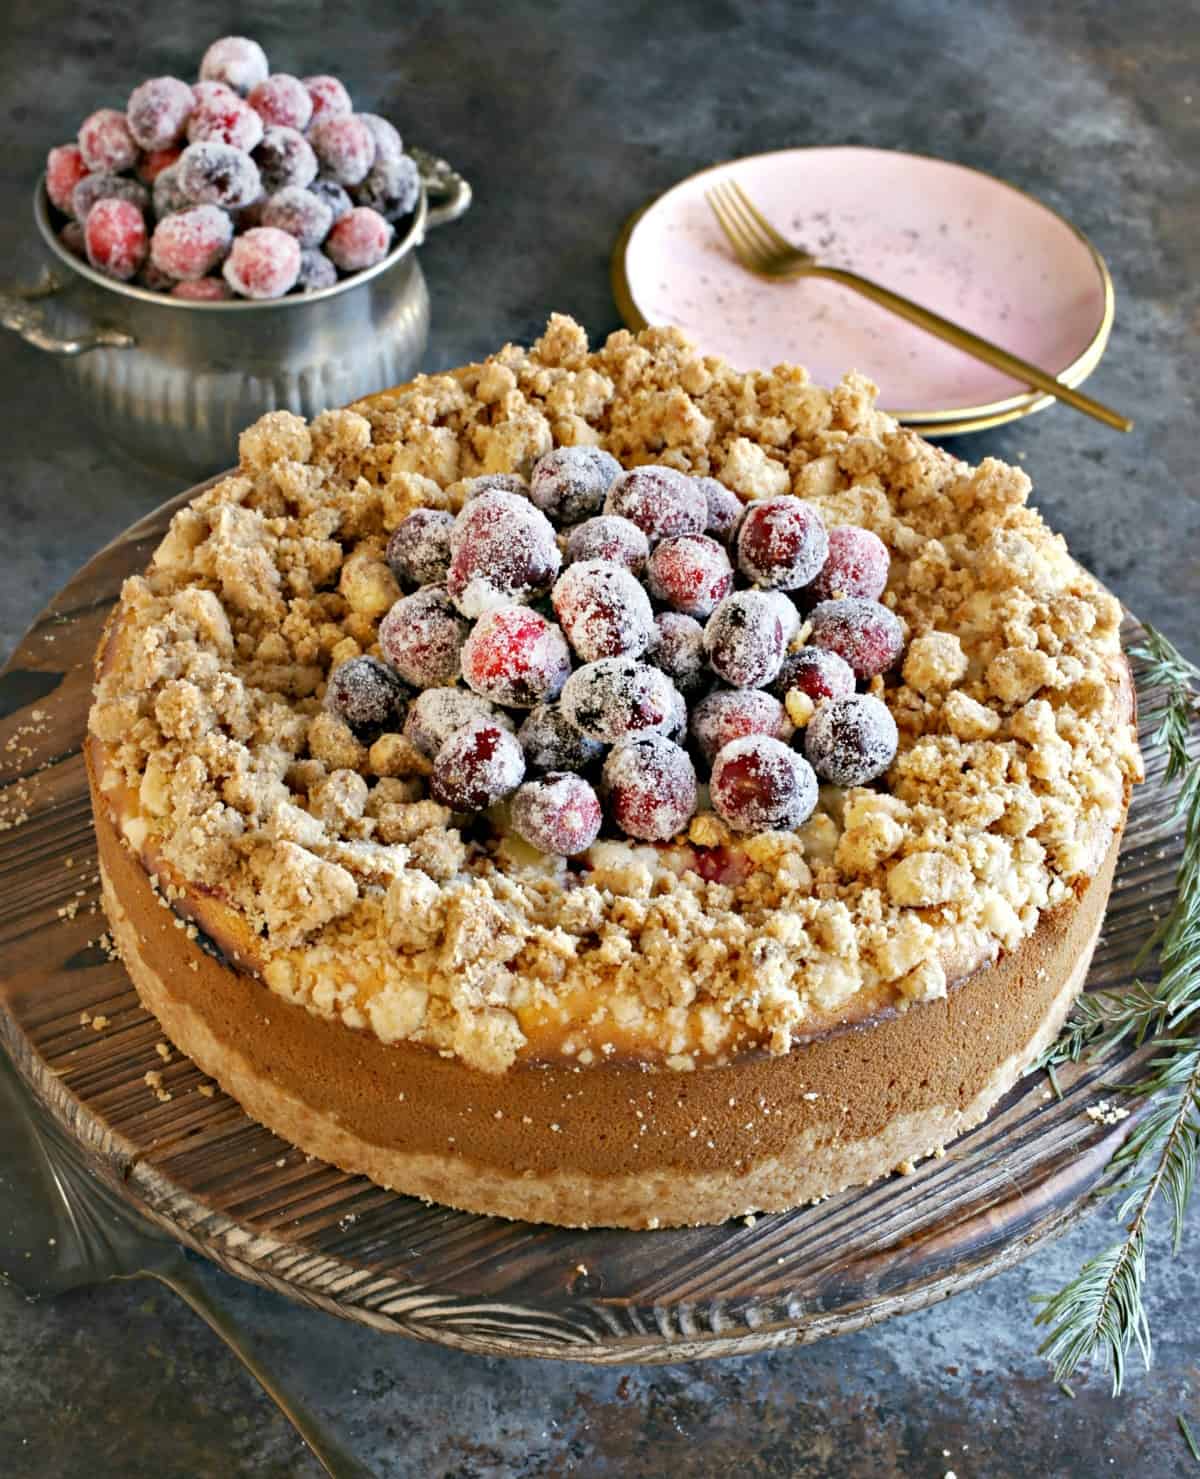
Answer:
xmin=411 ymin=148 xmax=473 ymax=230
xmin=0 ymin=267 xmax=133 ymax=356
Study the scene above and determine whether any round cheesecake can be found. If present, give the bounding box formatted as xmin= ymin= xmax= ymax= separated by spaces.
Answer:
xmin=87 ymin=315 xmax=1143 ymax=1228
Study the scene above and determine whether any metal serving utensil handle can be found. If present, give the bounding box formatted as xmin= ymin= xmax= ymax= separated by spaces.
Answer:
xmin=411 ymin=148 xmax=473 ymax=230
xmin=0 ymin=267 xmax=134 ymax=356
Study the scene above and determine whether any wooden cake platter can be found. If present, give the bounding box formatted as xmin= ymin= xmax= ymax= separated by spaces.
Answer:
xmin=0 ymin=488 xmax=1185 ymax=1364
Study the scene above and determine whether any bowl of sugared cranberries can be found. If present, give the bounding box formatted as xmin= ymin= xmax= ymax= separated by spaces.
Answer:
xmin=11 ymin=36 xmax=471 ymax=477
xmin=328 ymin=450 xmax=908 ymax=860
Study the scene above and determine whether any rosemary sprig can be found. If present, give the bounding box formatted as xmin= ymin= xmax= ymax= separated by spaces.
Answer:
xmin=1032 ymin=624 xmax=1200 ymax=1395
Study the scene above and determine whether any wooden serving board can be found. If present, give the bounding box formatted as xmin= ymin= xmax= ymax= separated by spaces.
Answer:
xmin=0 ymin=492 xmax=1185 ymax=1364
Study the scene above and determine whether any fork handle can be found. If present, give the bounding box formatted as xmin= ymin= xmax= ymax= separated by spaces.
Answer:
xmin=812 ymin=265 xmax=1132 ymax=432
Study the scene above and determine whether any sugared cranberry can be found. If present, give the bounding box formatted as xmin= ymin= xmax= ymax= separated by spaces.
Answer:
xmin=177 ymin=141 xmax=262 ymax=210
xmin=361 ymin=114 xmax=404 ymax=166
xmin=560 ymin=658 xmax=679 ymax=743
xmin=78 ymin=109 xmax=138 ymax=173
xmin=690 ymin=689 xmax=794 ymax=766
xmin=248 ymin=74 xmax=313 ymax=131
xmin=378 ymin=586 xmax=468 ymax=688
xmin=304 ymin=75 xmax=354 ymax=125
xmin=309 ymin=116 xmax=376 ymax=186
xmin=254 ymin=126 xmax=318 ymax=193
xmin=200 ymin=36 xmax=270 ymax=96
xmin=170 ymin=276 xmax=232 ymax=300
xmin=387 ymin=508 xmax=454 ymax=587
xmin=804 ymin=694 xmax=899 ymax=785
xmin=460 ymin=473 xmax=529 ymax=501
xmin=461 ymin=606 xmax=571 ymax=708
xmin=511 ymin=772 xmax=603 ymax=855
xmin=602 ymin=734 xmax=697 ymax=841
xmin=152 ymin=164 xmax=190 ymax=218
xmin=447 ymin=490 xmax=560 ymax=618
xmin=261 ymin=187 xmax=333 ymax=247
xmin=150 ymin=205 xmax=233 ymax=280
xmin=45 ymin=145 xmax=90 ymax=215
xmin=565 ymin=515 xmax=649 ymax=574
xmin=324 ymin=655 xmax=408 ymax=731
xmin=703 ymin=591 xmax=786 ymax=689
xmin=604 ymin=465 xmax=707 ymax=542
xmin=222 ymin=226 xmax=300 ymax=298
xmin=809 ymin=526 xmax=890 ymax=603
xmin=770 ymin=646 xmax=856 ymax=704
xmin=518 ymin=704 xmax=605 ymax=773
xmin=762 ymin=590 xmax=801 ymax=648
xmin=137 ymin=146 xmax=183 ymax=185
xmin=736 ymin=497 xmax=829 ymax=590
xmin=403 ymin=688 xmax=509 ymax=758
xmin=58 ymin=221 xmax=85 ymax=258
xmin=646 ymin=611 xmax=707 ymax=696
xmin=646 ymin=534 xmax=734 ymax=619
xmin=710 ymin=735 xmax=818 ymax=833
xmin=187 ymin=95 xmax=264 ymax=153
xmin=552 ymin=560 xmax=654 ymax=662
xmin=296 ymin=248 xmax=338 ymax=292
xmin=73 ymin=173 xmax=148 ymax=221
xmin=808 ymin=597 xmax=903 ymax=679
xmin=192 ymin=81 xmax=238 ymax=110
xmin=355 ymin=150 xmax=419 ymax=220
xmin=308 ymin=175 xmax=353 ymax=222
xmin=126 ymin=77 xmax=194 ymax=150
xmin=530 ymin=446 xmax=621 ymax=525
xmin=324 ymin=206 xmax=392 ymax=270
xmin=431 ymin=721 xmax=525 ymax=812
xmin=699 ymin=476 xmax=744 ymax=542
xmin=84 ymin=198 xmax=147 ymax=281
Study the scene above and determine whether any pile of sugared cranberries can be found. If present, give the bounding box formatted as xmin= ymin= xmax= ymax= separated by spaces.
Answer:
xmin=324 ymin=447 xmax=907 ymax=855
xmin=44 ymin=36 xmax=420 ymax=299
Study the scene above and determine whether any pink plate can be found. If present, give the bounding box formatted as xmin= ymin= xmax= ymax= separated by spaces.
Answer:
xmin=616 ymin=148 xmax=1112 ymax=420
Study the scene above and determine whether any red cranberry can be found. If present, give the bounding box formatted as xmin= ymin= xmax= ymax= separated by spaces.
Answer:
xmin=552 ymin=560 xmax=654 ymax=662
xmin=690 ymin=689 xmax=794 ymax=766
xmin=461 ymin=606 xmax=571 ymax=708
xmin=565 ymin=515 xmax=649 ymax=574
xmin=379 ymin=586 xmax=469 ymax=688
xmin=736 ymin=497 xmax=829 ymax=590
xmin=261 ymin=187 xmax=334 ymax=247
xmin=177 ymin=141 xmax=262 ymax=210
xmin=646 ymin=611 xmax=707 ymax=697
xmin=404 ymin=688 xmax=509 ymax=758
xmin=309 ymin=116 xmax=376 ymax=186
xmin=762 ymin=590 xmax=801 ymax=647
xmin=447 ymin=490 xmax=560 ymax=617
xmin=530 ymin=446 xmax=621 ymax=525
xmin=325 ymin=655 xmax=408 ymax=731
xmin=602 ymin=734 xmax=697 ymax=841
xmin=84 ymin=198 xmax=147 ymax=281
xmin=222 ymin=227 xmax=300 ymax=298
xmin=78 ymin=109 xmax=138 ymax=173
xmin=808 ymin=526 xmax=890 ymax=603
xmin=325 ymin=206 xmax=392 ymax=270
xmin=808 ymin=597 xmax=903 ymax=679
xmin=804 ymin=694 xmax=898 ymax=785
xmin=137 ymin=147 xmax=183 ymax=185
xmin=304 ymin=75 xmax=354 ymax=125
xmin=431 ymin=721 xmax=525 ymax=812
xmin=387 ymin=509 xmax=454 ymax=587
xmin=73 ymin=173 xmax=149 ymax=222
xmin=460 ymin=473 xmax=529 ymax=500
xmin=518 ymin=704 xmax=605 ymax=772
xmin=150 ymin=205 xmax=233 ymax=281
xmin=171 ymin=276 xmax=232 ymax=300
xmin=192 ymin=81 xmax=237 ymax=110
xmin=511 ymin=772 xmax=603 ymax=855
xmin=254 ymin=126 xmax=318 ymax=193
xmin=703 ymin=591 xmax=786 ymax=689
xmin=699 ymin=476 xmax=744 ymax=541
xmin=604 ymin=465 xmax=706 ymax=541
xmin=200 ymin=36 xmax=269 ymax=96
xmin=355 ymin=150 xmax=419 ymax=220
xmin=248 ymin=74 xmax=313 ymax=131
xmin=187 ymin=95 xmax=264 ymax=152
xmin=45 ymin=145 xmax=90 ymax=215
xmin=770 ymin=646 xmax=856 ymax=704
xmin=646 ymin=534 xmax=734 ymax=619
xmin=710 ymin=735 xmax=818 ymax=833
xmin=560 ymin=658 xmax=680 ymax=743
xmin=126 ymin=77 xmax=193 ymax=150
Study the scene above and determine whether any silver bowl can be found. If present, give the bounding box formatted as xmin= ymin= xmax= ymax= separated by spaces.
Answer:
xmin=0 ymin=150 xmax=471 ymax=477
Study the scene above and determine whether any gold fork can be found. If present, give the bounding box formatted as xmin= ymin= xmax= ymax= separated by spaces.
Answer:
xmin=706 ymin=179 xmax=1132 ymax=433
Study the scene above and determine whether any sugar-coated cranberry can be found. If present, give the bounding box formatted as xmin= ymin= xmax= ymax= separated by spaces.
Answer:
xmin=200 ymin=37 xmax=269 ymax=96
xmin=309 ymin=116 xmax=376 ymax=186
xmin=710 ymin=735 xmax=818 ymax=833
xmin=84 ymin=198 xmax=147 ymax=281
xmin=355 ymin=150 xmax=419 ymax=220
xmin=72 ymin=172 xmax=148 ymax=221
xmin=604 ymin=464 xmax=707 ymax=542
xmin=222 ymin=226 xmax=300 ymax=298
xmin=386 ymin=508 xmax=454 ymax=587
xmin=808 ymin=597 xmax=903 ymax=679
xmin=530 ymin=446 xmax=622 ymax=525
xmin=690 ymin=689 xmax=794 ymax=766
xmin=804 ymin=693 xmax=899 ymax=785
xmin=703 ymin=591 xmax=786 ymax=689
xmin=361 ymin=114 xmax=404 ymax=165
xmin=261 ymin=186 xmax=333 ymax=247
xmin=736 ymin=497 xmax=829 ymax=591
xmin=603 ymin=734 xmax=697 ymax=841
xmin=254 ymin=126 xmax=318 ymax=193
xmin=646 ymin=534 xmax=734 ymax=619
xmin=563 ymin=517 xmax=645 ymax=576
xmin=511 ymin=772 xmax=603 ymax=855
xmin=403 ymin=687 xmax=510 ymax=758
xmin=518 ymin=704 xmax=605 ymax=773
xmin=646 ymin=611 xmax=707 ymax=696
xmin=447 ymin=490 xmax=560 ymax=617
xmin=324 ymin=206 xmax=392 ymax=270
xmin=192 ymin=81 xmax=237 ymax=110
xmin=152 ymin=164 xmax=190 ymax=218
xmin=171 ymin=276 xmax=232 ymax=300
xmin=460 ymin=473 xmax=529 ymax=501
xmin=296 ymin=248 xmax=338 ymax=292
xmin=552 ymin=560 xmax=654 ymax=662
xmin=45 ymin=145 xmax=90 ymax=215
xmin=378 ymin=586 xmax=469 ymax=688
xmin=248 ymin=74 xmax=313 ymax=131
xmin=150 ymin=205 xmax=233 ymax=280
xmin=308 ymin=175 xmax=353 ymax=222
xmin=78 ymin=109 xmax=138 ymax=173
xmin=187 ymin=95 xmax=264 ymax=153
xmin=177 ymin=141 xmax=262 ymax=210
xmin=461 ymin=606 xmax=572 ymax=708
xmin=137 ymin=146 xmax=182 ymax=185
xmin=699 ymin=476 xmax=744 ymax=542
xmin=126 ymin=77 xmax=193 ymax=150
xmin=560 ymin=658 xmax=679 ymax=743
xmin=324 ymin=655 xmax=408 ymax=731
xmin=58 ymin=221 xmax=85 ymax=258
xmin=762 ymin=590 xmax=801 ymax=648
xmin=304 ymin=75 xmax=354 ymax=124
xmin=808 ymin=525 xmax=890 ymax=603
xmin=770 ymin=645 xmax=856 ymax=704
xmin=431 ymin=720 xmax=525 ymax=812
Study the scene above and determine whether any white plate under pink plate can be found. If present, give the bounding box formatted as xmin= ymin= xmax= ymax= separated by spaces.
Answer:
xmin=621 ymin=147 xmax=1109 ymax=418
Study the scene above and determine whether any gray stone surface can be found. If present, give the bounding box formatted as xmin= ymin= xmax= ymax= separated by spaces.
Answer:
xmin=0 ymin=0 xmax=1195 ymax=1475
